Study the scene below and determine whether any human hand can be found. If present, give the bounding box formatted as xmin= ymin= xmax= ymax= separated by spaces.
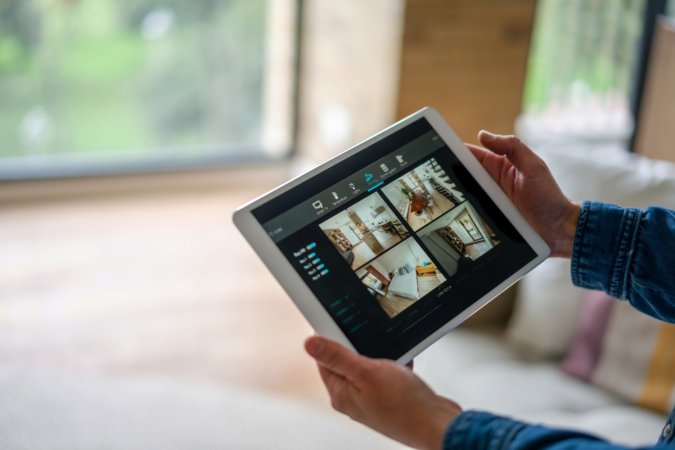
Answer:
xmin=466 ymin=131 xmax=580 ymax=258
xmin=305 ymin=336 xmax=461 ymax=450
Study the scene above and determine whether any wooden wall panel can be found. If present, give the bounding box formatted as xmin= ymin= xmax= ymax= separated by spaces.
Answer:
xmin=297 ymin=0 xmax=404 ymax=161
xmin=397 ymin=0 xmax=536 ymax=141
xmin=634 ymin=18 xmax=675 ymax=163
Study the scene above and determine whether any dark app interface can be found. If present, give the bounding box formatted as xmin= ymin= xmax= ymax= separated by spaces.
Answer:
xmin=254 ymin=119 xmax=537 ymax=359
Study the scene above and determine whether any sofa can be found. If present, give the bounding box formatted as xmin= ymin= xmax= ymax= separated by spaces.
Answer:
xmin=415 ymin=141 xmax=675 ymax=447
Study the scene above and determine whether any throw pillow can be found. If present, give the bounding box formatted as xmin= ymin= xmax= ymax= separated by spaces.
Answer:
xmin=562 ymin=291 xmax=675 ymax=414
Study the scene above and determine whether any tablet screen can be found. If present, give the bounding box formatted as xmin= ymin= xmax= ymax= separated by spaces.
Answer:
xmin=252 ymin=118 xmax=537 ymax=359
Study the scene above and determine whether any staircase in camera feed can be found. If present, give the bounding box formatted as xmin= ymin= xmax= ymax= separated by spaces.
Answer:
xmin=429 ymin=160 xmax=459 ymax=204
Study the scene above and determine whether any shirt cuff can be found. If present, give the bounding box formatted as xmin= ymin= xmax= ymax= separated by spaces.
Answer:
xmin=571 ymin=201 xmax=642 ymax=299
xmin=443 ymin=411 xmax=526 ymax=450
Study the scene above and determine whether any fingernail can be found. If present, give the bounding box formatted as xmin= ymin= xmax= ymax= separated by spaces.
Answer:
xmin=479 ymin=129 xmax=496 ymax=140
xmin=306 ymin=337 xmax=324 ymax=357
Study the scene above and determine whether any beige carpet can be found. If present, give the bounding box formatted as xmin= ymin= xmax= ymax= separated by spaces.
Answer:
xmin=0 ymin=364 xmax=403 ymax=449
xmin=0 ymin=178 xmax=406 ymax=448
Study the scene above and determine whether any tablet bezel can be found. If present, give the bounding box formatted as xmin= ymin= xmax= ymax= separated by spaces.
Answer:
xmin=233 ymin=107 xmax=550 ymax=363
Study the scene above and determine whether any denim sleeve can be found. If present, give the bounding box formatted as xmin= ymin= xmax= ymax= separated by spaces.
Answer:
xmin=571 ymin=201 xmax=675 ymax=323
xmin=443 ymin=411 xmax=666 ymax=450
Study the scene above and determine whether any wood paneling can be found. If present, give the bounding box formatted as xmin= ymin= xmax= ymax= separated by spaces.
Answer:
xmin=297 ymin=0 xmax=404 ymax=161
xmin=634 ymin=17 xmax=675 ymax=163
xmin=397 ymin=0 xmax=536 ymax=141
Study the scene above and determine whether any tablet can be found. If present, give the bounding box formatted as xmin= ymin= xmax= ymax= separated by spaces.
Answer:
xmin=233 ymin=107 xmax=549 ymax=363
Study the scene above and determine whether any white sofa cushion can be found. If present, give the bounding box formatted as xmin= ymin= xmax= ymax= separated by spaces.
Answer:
xmin=505 ymin=144 xmax=675 ymax=357
xmin=0 ymin=365 xmax=404 ymax=450
xmin=416 ymin=328 xmax=667 ymax=446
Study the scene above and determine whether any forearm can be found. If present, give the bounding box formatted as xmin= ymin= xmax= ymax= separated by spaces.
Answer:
xmin=571 ymin=201 xmax=675 ymax=322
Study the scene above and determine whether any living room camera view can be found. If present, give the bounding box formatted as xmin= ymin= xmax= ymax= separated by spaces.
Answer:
xmin=381 ymin=158 xmax=466 ymax=231
xmin=355 ymin=238 xmax=446 ymax=318
xmin=417 ymin=203 xmax=500 ymax=277
xmin=319 ymin=192 xmax=410 ymax=270
xmin=319 ymin=157 xmax=501 ymax=319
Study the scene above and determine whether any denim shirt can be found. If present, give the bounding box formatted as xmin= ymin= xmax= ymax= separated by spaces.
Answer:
xmin=444 ymin=201 xmax=675 ymax=450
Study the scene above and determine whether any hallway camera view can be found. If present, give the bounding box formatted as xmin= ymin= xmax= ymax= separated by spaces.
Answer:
xmin=417 ymin=203 xmax=500 ymax=277
xmin=355 ymin=239 xmax=446 ymax=318
xmin=381 ymin=158 xmax=465 ymax=231
xmin=319 ymin=193 xmax=410 ymax=270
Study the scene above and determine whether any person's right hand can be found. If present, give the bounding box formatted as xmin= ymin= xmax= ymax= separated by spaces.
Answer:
xmin=466 ymin=131 xmax=580 ymax=258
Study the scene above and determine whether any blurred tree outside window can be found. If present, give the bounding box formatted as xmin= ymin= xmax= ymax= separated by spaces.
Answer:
xmin=520 ymin=0 xmax=646 ymax=143
xmin=0 ymin=0 xmax=295 ymax=178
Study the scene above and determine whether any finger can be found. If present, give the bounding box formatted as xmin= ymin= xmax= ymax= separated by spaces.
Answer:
xmin=317 ymin=364 xmax=349 ymax=394
xmin=465 ymin=143 xmax=484 ymax=159
xmin=317 ymin=365 xmax=355 ymax=413
xmin=466 ymin=143 xmax=509 ymax=184
xmin=477 ymin=130 xmax=543 ymax=174
xmin=465 ymin=143 xmax=491 ymax=163
xmin=405 ymin=360 xmax=414 ymax=371
xmin=305 ymin=336 xmax=367 ymax=380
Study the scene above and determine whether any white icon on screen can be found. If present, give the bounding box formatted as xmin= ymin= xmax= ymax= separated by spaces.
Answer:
xmin=312 ymin=200 xmax=323 ymax=209
xmin=348 ymin=183 xmax=356 ymax=190
xmin=396 ymin=155 xmax=405 ymax=164
xmin=332 ymin=192 xmax=339 ymax=200
xmin=380 ymin=163 xmax=389 ymax=172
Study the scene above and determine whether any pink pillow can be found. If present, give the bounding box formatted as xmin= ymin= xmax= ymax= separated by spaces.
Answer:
xmin=560 ymin=291 xmax=614 ymax=380
xmin=561 ymin=291 xmax=675 ymax=414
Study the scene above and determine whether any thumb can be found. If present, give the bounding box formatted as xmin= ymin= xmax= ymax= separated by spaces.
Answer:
xmin=305 ymin=336 xmax=366 ymax=380
xmin=478 ymin=130 xmax=543 ymax=174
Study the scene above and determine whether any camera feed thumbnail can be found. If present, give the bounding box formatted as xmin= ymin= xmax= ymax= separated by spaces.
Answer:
xmin=417 ymin=203 xmax=500 ymax=277
xmin=355 ymin=238 xmax=446 ymax=318
xmin=381 ymin=158 xmax=466 ymax=231
xmin=319 ymin=192 xmax=410 ymax=270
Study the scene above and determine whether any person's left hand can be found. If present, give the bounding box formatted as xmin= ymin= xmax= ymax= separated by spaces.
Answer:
xmin=305 ymin=336 xmax=461 ymax=450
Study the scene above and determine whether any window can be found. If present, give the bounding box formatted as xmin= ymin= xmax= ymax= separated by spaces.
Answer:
xmin=520 ymin=0 xmax=645 ymax=141
xmin=0 ymin=0 xmax=297 ymax=179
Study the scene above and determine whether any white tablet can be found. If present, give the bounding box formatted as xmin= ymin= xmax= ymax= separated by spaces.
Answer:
xmin=233 ymin=107 xmax=549 ymax=363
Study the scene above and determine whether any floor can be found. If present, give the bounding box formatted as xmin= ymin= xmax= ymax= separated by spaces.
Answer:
xmin=377 ymin=273 xmax=444 ymax=318
xmin=372 ymin=228 xmax=401 ymax=249
xmin=419 ymin=273 xmax=444 ymax=296
xmin=378 ymin=292 xmax=416 ymax=318
xmin=0 ymin=181 xmax=330 ymax=407
xmin=351 ymin=241 xmax=378 ymax=269
xmin=406 ymin=190 xmax=455 ymax=230
xmin=350 ymin=230 xmax=401 ymax=269
xmin=465 ymin=240 xmax=496 ymax=260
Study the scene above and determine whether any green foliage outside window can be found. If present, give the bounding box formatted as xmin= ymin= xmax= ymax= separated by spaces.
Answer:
xmin=0 ymin=0 xmax=266 ymax=158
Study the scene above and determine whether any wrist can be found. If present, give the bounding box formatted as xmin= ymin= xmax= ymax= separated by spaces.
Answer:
xmin=551 ymin=201 xmax=581 ymax=258
xmin=420 ymin=398 xmax=462 ymax=450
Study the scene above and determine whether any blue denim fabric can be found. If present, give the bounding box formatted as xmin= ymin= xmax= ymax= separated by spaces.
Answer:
xmin=572 ymin=201 xmax=675 ymax=323
xmin=443 ymin=201 xmax=675 ymax=449
xmin=443 ymin=411 xmax=672 ymax=449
